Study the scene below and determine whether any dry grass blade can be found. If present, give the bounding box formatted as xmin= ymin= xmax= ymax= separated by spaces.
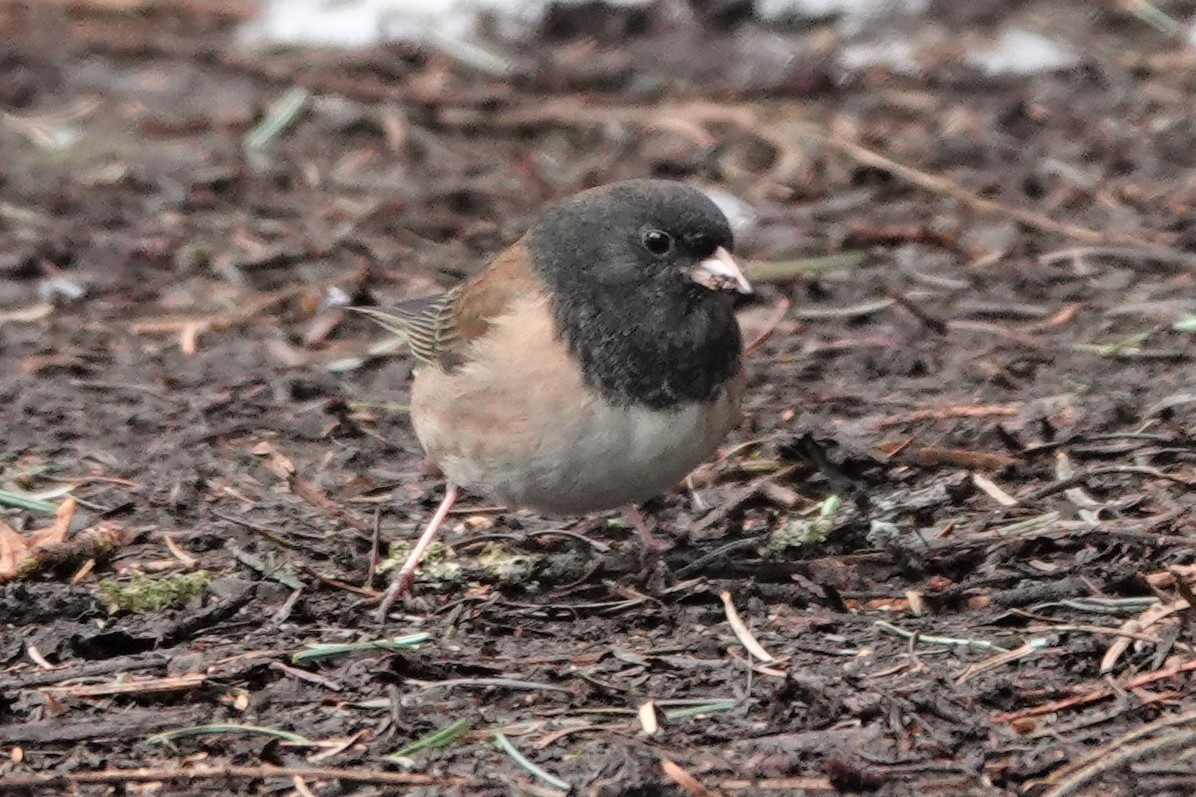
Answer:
xmin=739 ymin=295 xmax=791 ymax=354
xmin=875 ymin=621 xmax=1009 ymax=652
xmin=291 ymin=633 xmax=430 ymax=664
xmin=955 ymin=640 xmax=1052 ymax=685
xmin=1100 ymin=599 xmax=1188 ymax=674
xmin=244 ymin=87 xmax=310 ymax=150
xmin=0 ymin=488 xmax=59 ymax=514
xmin=719 ymin=590 xmax=776 ymax=663
xmin=493 ymin=732 xmax=570 ymax=792
xmin=385 ymin=718 xmax=471 ymax=762
xmin=162 ymin=533 xmax=198 ymax=568
xmin=146 ymin=722 xmax=310 ymax=745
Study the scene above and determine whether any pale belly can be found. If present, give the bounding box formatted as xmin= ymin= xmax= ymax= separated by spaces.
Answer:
xmin=428 ymin=399 xmax=726 ymax=515
xmin=408 ymin=297 xmax=740 ymax=515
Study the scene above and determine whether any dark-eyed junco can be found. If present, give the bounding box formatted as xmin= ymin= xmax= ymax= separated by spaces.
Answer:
xmin=358 ymin=179 xmax=751 ymax=618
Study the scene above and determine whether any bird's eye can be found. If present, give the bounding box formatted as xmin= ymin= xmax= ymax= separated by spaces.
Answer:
xmin=642 ymin=229 xmax=673 ymax=256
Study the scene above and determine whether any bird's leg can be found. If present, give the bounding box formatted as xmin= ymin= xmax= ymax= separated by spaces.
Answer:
xmin=624 ymin=505 xmax=671 ymax=588
xmin=624 ymin=504 xmax=663 ymax=555
xmin=375 ymin=483 xmax=458 ymax=623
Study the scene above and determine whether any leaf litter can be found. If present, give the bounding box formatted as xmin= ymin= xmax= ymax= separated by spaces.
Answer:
xmin=1 ymin=2 xmax=1195 ymax=795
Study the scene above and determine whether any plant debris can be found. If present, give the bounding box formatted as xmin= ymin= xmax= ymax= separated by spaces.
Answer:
xmin=1 ymin=3 xmax=1195 ymax=795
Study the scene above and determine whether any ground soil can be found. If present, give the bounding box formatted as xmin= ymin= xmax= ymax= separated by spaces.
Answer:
xmin=1 ymin=2 xmax=1195 ymax=795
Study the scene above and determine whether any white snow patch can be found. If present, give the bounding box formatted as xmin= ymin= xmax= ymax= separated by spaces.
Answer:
xmin=240 ymin=0 xmax=928 ymax=49
xmin=966 ymin=28 xmax=1079 ymax=76
xmin=840 ymin=37 xmax=918 ymax=74
xmin=238 ymin=0 xmax=552 ymax=48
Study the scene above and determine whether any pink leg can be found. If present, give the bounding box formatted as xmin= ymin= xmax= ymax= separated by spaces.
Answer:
xmin=624 ymin=505 xmax=662 ymax=555
xmin=376 ymin=484 xmax=458 ymax=622
xmin=625 ymin=505 xmax=670 ymax=586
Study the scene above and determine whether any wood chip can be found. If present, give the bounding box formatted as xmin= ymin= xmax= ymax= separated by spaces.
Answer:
xmin=637 ymin=700 xmax=658 ymax=736
xmin=972 ymin=472 xmax=1019 ymax=507
xmin=661 ymin=759 xmax=724 ymax=797
xmin=162 ymin=533 xmax=199 ymax=568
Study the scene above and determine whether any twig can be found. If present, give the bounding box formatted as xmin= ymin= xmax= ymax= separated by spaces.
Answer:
xmin=212 ymin=511 xmax=299 ymax=549
xmin=365 ymin=506 xmax=382 ymax=588
xmin=742 ymin=296 xmax=792 ymax=354
xmin=889 ymin=291 xmax=948 ymax=334
xmin=1041 ymin=722 xmax=1196 ymax=797
xmin=1039 ymin=245 xmax=1196 ymax=269
xmin=872 ymin=404 xmax=1020 ymax=427
xmin=1 ymin=652 xmax=175 ymax=688
xmin=811 ymin=135 xmax=1094 ymax=240
xmin=993 ymin=657 xmax=1196 ymax=723
xmin=1042 ymin=708 xmax=1196 ymax=780
xmin=662 ymin=758 xmax=726 ymax=797
xmin=454 ymin=528 xmax=610 ymax=553
xmin=44 ymin=673 xmax=206 ymax=698
xmin=1024 ymin=464 xmax=1193 ymax=501
xmin=0 ymin=765 xmax=470 ymax=789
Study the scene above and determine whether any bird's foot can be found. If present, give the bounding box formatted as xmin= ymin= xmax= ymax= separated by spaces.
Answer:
xmin=625 ymin=505 xmax=672 ymax=591
xmin=374 ymin=566 xmax=416 ymax=625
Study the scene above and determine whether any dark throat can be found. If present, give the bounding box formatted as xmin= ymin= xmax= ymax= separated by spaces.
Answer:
xmin=555 ymin=288 xmax=741 ymax=410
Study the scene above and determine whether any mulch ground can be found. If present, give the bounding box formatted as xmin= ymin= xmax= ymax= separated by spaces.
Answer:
xmin=1 ymin=2 xmax=1195 ymax=795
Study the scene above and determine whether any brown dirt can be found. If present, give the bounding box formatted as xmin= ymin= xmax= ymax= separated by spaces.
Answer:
xmin=1 ymin=2 xmax=1195 ymax=795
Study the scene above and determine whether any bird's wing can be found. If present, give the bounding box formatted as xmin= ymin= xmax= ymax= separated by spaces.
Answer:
xmin=354 ymin=241 xmax=541 ymax=371
xmin=353 ymin=286 xmax=465 ymax=367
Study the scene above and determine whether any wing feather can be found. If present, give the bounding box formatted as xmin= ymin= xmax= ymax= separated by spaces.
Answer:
xmin=354 ymin=286 xmax=464 ymax=366
xmin=354 ymin=241 xmax=540 ymax=371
